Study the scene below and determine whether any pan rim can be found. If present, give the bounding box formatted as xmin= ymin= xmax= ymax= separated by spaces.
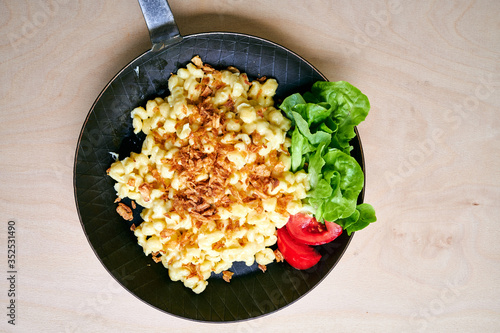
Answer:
xmin=73 ymin=30 xmax=363 ymax=322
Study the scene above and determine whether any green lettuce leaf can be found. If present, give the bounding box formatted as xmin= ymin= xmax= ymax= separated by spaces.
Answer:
xmin=308 ymin=142 xmax=327 ymax=189
xmin=291 ymin=111 xmax=331 ymax=146
xmin=303 ymin=91 xmax=320 ymax=103
xmin=279 ymin=80 xmax=376 ymax=235
xmin=279 ymin=93 xmax=306 ymax=124
xmin=319 ymin=116 xmax=338 ymax=134
xmin=311 ymin=81 xmax=370 ymax=152
xmin=293 ymin=102 xmax=333 ymax=126
xmin=337 ymin=203 xmax=377 ymax=235
xmin=322 ymin=149 xmax=364 ymax=221
xmin=290 ymin=126 xmax=314 ymax=172
xmin=307 ymin=178 xmax=333 ymax=222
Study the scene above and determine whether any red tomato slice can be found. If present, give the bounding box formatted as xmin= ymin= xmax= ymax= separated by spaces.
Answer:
xmin=277 ymin=226 xmax=321 ymax=270
xmin=287 ymin=213 xmax=343 ymax=245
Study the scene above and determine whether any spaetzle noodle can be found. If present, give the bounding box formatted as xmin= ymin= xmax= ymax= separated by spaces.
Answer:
xmin=108 ymin=56 xmax=309 ymax=293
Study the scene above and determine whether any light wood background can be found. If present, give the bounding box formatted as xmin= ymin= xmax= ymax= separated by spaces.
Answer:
xmin=1 ymin=0 xmax=499 ymax=332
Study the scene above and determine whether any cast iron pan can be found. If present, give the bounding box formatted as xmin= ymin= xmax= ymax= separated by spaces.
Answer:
xmin=74 ymin=0 xmax=364 ymax=322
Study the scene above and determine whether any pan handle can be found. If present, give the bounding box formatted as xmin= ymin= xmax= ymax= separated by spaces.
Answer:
xmin=137 ymin=0 xmax=182 ymax=52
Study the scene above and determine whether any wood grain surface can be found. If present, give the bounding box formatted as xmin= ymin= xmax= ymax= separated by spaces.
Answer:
xmin=1 ymin=0 xmax=499 ymax=332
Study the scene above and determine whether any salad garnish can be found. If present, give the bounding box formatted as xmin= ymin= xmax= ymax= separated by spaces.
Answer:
xmin=277 ymin=81 xmax=377 ymax=269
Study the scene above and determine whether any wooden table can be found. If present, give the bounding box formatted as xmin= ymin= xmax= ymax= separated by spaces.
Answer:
xmin=1 ymin=0 xmax=499 ymax=332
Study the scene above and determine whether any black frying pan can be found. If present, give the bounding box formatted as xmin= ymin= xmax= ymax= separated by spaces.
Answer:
xmin=74 ymin=0 xmax=364 ymax=322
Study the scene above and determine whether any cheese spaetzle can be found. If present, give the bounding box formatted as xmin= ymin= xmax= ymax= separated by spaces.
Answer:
xmin=108 ymin=56 xmax=309 ymax=293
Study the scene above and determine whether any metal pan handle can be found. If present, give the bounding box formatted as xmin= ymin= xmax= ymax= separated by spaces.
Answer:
xmin=137 ymin=0 xmax=182 ymax=52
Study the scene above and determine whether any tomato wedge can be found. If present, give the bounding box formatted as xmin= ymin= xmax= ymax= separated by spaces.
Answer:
xmin=277 ymin=226 xmax=321 ymax=270
xmin=287 ymin=213 xmax=343 ymax=245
